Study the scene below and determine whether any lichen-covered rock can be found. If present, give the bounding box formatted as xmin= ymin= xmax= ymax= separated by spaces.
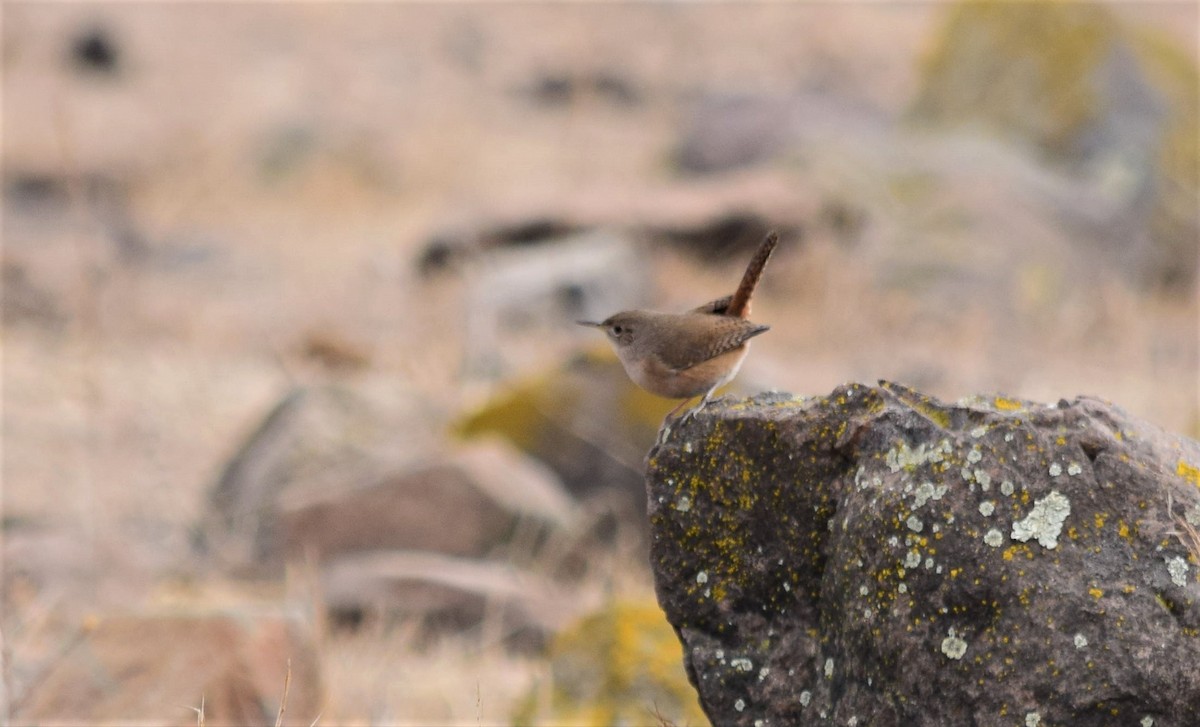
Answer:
xmin=511 ymin=599 xmax=708 ymax=726
xmin=911 ymin=1 xmax=1199 ymax=290
xmin=647 ymin=382 xmax=1200 ymax=726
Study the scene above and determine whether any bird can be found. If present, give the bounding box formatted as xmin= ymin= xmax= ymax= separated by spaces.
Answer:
xmin=577 ymin=232 xmax=778 ymax=438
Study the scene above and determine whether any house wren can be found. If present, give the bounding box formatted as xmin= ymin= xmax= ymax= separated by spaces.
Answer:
xmin=578 ymin=232 xmax=778 ymax=432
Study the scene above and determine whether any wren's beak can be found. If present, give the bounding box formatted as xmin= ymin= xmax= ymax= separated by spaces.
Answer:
xmin=575 ymin=320 xmax=603 ymax=328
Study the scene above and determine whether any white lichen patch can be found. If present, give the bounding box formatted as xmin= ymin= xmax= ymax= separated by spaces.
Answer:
xmin=1048 ymin=462 xmax=1063 ymax=477
xmin=1166 ymin=556 xmax=1189 ymax=587
xmin=1074 ymin=633 xmax=1088 ymax=649
xmin=676 ymin=495 xmax=692 ymax=512
xmin=898 ymin=583 xmax=908 ymax=594
xmin=859 ymin=585 xmax=869 ymax=596
xmin=967 ymin=448 xmax=983 ymax=464
xmin=800 ymin=691 xmax=812 ymax=707
xmin=941 ymin=627 xmax=967 ymax=659
xmin=886 ymin=441 xmax=946 ymax=473
xmin=696 ymin=571 xmax=709 ymax=584
xmin=906 ymin=516 xmax=924 ymax=533
xmin=925 ymin=557 xmax=934 ymax=570
xmin=971 ymin=425 xmax=989 ymax=439
xmin=912 ymin=481 xmax=948 ymax=509
xmin=1142 ymin=717 xmax=1155 ymax=727
xmin=1067 ymin=462 xmax=1082 ymax=476
xmin=824 ymin=658 xmax=834 ymax=678
xmin=984 ymin=529 xmax=1004 ymax=547
xmin=1026 ymin=713 xmax=1041 ymax=727
xmin=735 ymin=698 xmax=746 ymax=712
xmin=731 ymin=657 xmax=754 ymax=672
xmin=975 ymin=469 xmax=992 ymax=489
xmin=1187 ymin=505 xmax=1200 ymax=527
xmin=1000 ymin=480 xmax=1015 ymax=496
xmin=1011 ymin=490 xmax=1071 ymax=549
xmin=979 ymin=501 xmax=995 ymax=517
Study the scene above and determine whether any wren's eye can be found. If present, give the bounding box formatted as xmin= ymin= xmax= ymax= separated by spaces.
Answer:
xmin=612 ymin=325 xmax=624 ymax=335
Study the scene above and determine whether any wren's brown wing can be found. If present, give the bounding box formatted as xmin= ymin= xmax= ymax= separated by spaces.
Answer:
xmin=692 ymin=295 xmax=732 ymax=315
xmin=655 ymin=313 xmax=770 ymax=372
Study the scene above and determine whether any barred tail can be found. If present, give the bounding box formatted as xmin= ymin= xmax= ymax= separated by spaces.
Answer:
xmin=725 ymin=231 xmax=778 ymax=319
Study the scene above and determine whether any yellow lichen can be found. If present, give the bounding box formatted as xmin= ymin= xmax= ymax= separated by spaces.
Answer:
xmin=1177 ymin=460 xmax=1200 ymax=487
xmin=993 ymin=397 xmax=1024 ymax=411
xmin=1089 ymin=587 xmax=1104 ymax=599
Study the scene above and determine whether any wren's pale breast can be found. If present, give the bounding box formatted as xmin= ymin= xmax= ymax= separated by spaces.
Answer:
xmin=611 ymin=310 xmax=768 ymax=399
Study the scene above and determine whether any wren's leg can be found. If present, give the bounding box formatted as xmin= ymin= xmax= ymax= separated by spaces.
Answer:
xmin=657 ymin=398 xmax=695 ymax=445
xmin=677 ymin=386 xmax=719 ymax=427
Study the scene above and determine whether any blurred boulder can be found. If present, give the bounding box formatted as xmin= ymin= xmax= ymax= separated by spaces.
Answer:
xmin=417 ymin=217 xmax=583 ymax=276
xmin=652 ymin=210 xmax=802 ymax=261
xmin=199 ymin=384 xmax=441 ymax=571
xmin=676 ymin=93 xmax=794 ymax=174
xmin=912 ymin=0 xmax=1199 ymax=290
xmin=321 ymin=550 xmax=576 ymax=650
xmin=512 ymin=599 xmax=707 ymax=725
xmin=2 ymin=261 xmax=64 ymax=329
xmin=648 ymin=382 xmax=1200 ymax=725
xmin=69 ymin=25 xmax=121 ymax=76
xmin=276 ymin=437 xmax=576 ymax=563
xmin=457 ymin=350 xmax=676 ymax=527
xmin=14 ymin=611 xmax=321 ymax=725
xmin=522 ymin=70 xmax=642 ymax=108
xmin=457 ymin=229 xmax=648 ymax=380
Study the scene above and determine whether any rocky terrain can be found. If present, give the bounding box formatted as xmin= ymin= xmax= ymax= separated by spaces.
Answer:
xmin=3 ymin=1 xmax=1196 ymax=722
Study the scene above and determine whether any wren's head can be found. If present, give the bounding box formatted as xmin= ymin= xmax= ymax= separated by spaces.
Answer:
xmin=576 ymin=311 xmax=640 ymax=349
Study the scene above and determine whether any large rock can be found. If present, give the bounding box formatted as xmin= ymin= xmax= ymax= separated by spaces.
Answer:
xmin=647 ymin=382 xmax=1200 ymax=726
xmin=13 ymin=611 xmax=321 ymax=725
xmin=911 ymin=1 xmax=1199 ymax=290
xmin=511 ymin=599 xmax=708 ymax=725
xmin=276 ymin=437 xmax=576 ymax=563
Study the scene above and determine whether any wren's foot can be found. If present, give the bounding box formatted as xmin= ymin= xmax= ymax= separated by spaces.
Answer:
xmin=678 ymin=388 xmax=718 ymax=427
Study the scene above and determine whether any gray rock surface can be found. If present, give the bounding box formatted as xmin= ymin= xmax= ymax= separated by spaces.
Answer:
xmin=647 ymin=382 xmax=1200 ymax=726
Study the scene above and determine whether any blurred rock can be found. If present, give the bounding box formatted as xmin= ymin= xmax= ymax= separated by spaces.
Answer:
xmin=2 ymin=261 xmax=65 ymax=329
xmin=458 ymin=229 xmax=648 ymax=380
xmin=298 ymin=329 xmax=372 ymax=373
xmin=457 ymin=350 xmax=674 ymax=527
xmin=912 ymin=0 xmax=1199 ymax=290
xmin=321 ymin=550 xmax=575 ymax=650
xmin=69 ymin=25 xmax=121 ymax=75
xmin=199 ymin=384 xmax=440 ymax=571
xmin=417 ymin=217 xmax=584 ymax=276
xmin=14 ymin=611 xmax=321 ymax=725
xmin=512 ymin=599 xmax=707 ymax=725
xmin=648 ymin=382 xmax=1200 ymax=725
xmin=653 ymin=210 xmax=802 ymax=262
xmin=276 ymin=437 xmax=576 ymax=563
xmin=522 ymin=70 xmax=642 ymax=108
xmin=676 ymin=93 xmax=794 ymax=174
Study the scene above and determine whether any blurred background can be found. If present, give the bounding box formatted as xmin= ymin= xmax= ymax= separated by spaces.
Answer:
xmin=3 ymin=1 xmax=1197 ymax=723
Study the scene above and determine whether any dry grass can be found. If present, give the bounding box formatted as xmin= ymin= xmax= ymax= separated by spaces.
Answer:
xmin=1168 ymin=493 xmax=1200 ymax=563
